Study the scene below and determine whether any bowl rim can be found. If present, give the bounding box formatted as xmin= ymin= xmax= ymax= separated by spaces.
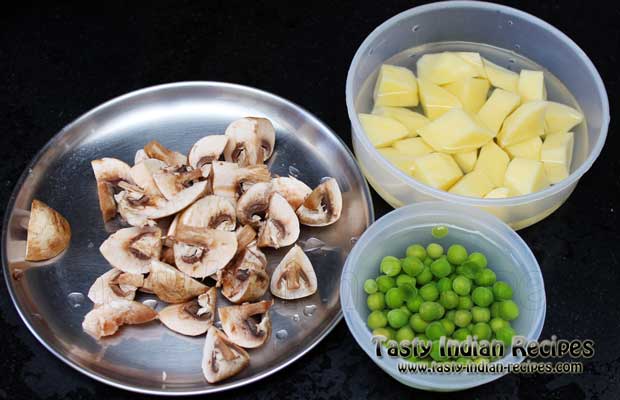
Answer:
xmin=345 ymin=0 xmax=610 ymax=206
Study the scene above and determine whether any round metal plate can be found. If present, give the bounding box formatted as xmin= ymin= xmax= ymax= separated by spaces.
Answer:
xmin=2 ymin=82 xmax=374 ymax=395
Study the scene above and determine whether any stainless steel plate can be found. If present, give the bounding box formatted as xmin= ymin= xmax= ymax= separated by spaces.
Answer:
xmin=2 ymin=82 xmax=374 ymax=395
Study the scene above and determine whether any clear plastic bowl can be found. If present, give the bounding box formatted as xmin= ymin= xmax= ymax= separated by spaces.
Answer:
xmin=340 ymin=202 xmax=546 ymax=391
xmin=345 ymin=1 xmax=610 ymax=230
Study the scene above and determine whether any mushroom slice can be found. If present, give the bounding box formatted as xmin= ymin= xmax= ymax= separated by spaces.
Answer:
xmin=145 ymin=259 xmax=209 ymax=303
xmin=174 ymin=225 xmax=238 ymax=278
xmin=257 ymin=193 xmax=300 ymax=249
xmin=271 ymin=176 xmax=312 ymax=209
xmin=159 ymin=287 xmax=217 ymax=336
xmin=211 ymin=161 xmax=271 ymax=201
xmin=177 ymin=195 xmax=236 ymax=231
xmin=235 ymin=225 xmax=257 ymax=252
xmin=130 ymin=158 xmax=167 ymax=196
xmin=144 ymin=140 xmax=188 ymax=167
xmin=224 ymin=117 xmax=275 ymax=166
xmin=134 ymin=149 xmax=149 ymax=164
xmin=87 ymin=269 xmax=142 ymax=304
xmin=82 ymin=300 xmax=158 ymax=340
xmin=270 ymin=245 xmax=317 ymax=299
xmin=99 ymin=226 xmax=162 ymax=274
xmin=25 ymin=200 xmax=71 ymax=261
xmin=161 ymin=245 xmax=176 ymax=265
xmin=91 ymin=158 xmax=132 ymax=221
xmin=152 ymin=168 xmax=204 ymax=200
xmin=296 ymin=178 xmax=343 ymax=227
xmin=202 ymin=327 xmax=250 ymax=384
xmin=236 ymin=182 xmax=272 ymax=228
xmin=188 ymin=135 xmax=229 ymax=169
xmin=220 ymin=242 xmax=269 ymax=304
xmin=219 ymin=300 xmax=273 ymax=348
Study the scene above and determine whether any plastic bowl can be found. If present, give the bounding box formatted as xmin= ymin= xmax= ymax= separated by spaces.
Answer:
xmin=340 ymin=202 xmax=546 ymax=391
xmin=346 ymin=1 xmax=610 ymax=230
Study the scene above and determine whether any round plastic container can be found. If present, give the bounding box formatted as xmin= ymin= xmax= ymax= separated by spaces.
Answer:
xmin=346 ymin=1 xmax=610 ymax=230
xmin=340 ymin=202 xmax=546 ymax=391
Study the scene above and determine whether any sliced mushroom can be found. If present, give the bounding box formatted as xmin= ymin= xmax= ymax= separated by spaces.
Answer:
xmin=235 ymin=225 xmax=257 ymax=252
xmin=188 ymin=135 xmax=229 ymax=169
xmin=236 ymin=182 xmax=272 ymax=228
xmin=144 ymin=140 xmax=187 ymax=167
xmin=99 ymin=226 xmax=162 ymax=274
xmin=161 ymin=246 xmax=176 ymax=265
xmin=270 ymin=245 xmax=317 ymax=299
xmin=159 ymin=287 xmax=217 ymax=336
xmin=257 ymin=193 xmax=300 ymax=249
xmin=176 ymin=195 xmax=236 ymax=232
xmin=87 ymin=269 xmax=142 ymax=304
xmin=152 ymin=168 xmax=204 ymax=200
xmin=82 ymin=299 xmax=158 ymax=340
xmin=211 ymin=161 xmax=271 ymax=201
xmin=134 ymin=149 xmax=149 ymax=164
xmin=296 ymin=178 xmax=342 ymax=227
xmin=219 ymin=300 xmax=273 ymax=348
xmin=220 ymin=242 xmax=269 ymax=304
xmin=223 ymin=117 xmax=275 ymax=166
xmin=145 ymin=259 xmax=209 ymax=303
xmin=202 ymin=327 xmax=250 ymax=384
xmin=173 ymin=225 xmax=237 ymax=278
xmin=129 ymin=158 xmax=167 ymax=197
xmin=91 ymin=158 xmax=132 ymax=221
xmin=271 ymin=176 xmax=312 ymax=210
xmin=25 ymin=199 xmax=71 ymax=261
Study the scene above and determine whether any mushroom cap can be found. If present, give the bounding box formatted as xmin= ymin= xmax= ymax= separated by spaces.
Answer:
xmin=271 ymin=176 xmax=312 ymax=210
xmin=220 ymin=242 xmax=269 ymax=304
xmin=296 ymin=178 xmax=342 ymax=227
xmin=219 ymin=300 xmax=273 ymax=348
xmin=173 ymin=225 xmax=238 ymax=278
xmin=159 ymin=287 xmax=217 ymax=336
xmin=257 ymin=193 xmax=300 ymax=249
xmin=99 ymin=226 xmax=162 ymax=274
xmin=202 ymin=327 xmax=250 ymax=384
xmin=91 ymin=157 xmax=132 ymax=183
xmin=223 ymin=117 xmax=275 ymax=166
xmin=177 ymin=195 xmax=236 ymax=231
xmin=270 ymin=245 xmax=317 ymax=299
xmin=146 ymin=259 xmax=210 ymax=303
xmin=144 ymin=140 xmax=187 ymax=167
xmin=129 ymin=158 xmax=167 ymax=197
xmin=211 ymin=161 xmax=271 ymax=201
xmin=82 ymin=300 xmax=158 ymax=340
xmin=25 ymin=200 xmax=71 ymax=261
xmin=87 ymin=269 xmax=141 ymax=305
xmin=152 ymin=168 xmax=204 ymax=200
xmin=236 ymin=182 xmax=272 ymax=228
xmin=188 ymin=135 xmax=229 ymax=169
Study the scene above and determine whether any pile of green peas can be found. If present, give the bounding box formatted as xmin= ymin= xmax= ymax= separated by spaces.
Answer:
xmin=364 ymin=237 xmax=520 ymax=363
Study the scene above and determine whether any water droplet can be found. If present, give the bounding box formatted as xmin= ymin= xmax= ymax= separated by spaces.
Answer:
xmin=162 ymin=371 xmax=167 ymax=381
xmin=301 ymin=237 xmax=326 ymax=252
xmin=32 ymin=313 xmax=42 ymax=320
xmin=350 ymin=236 xmax=359 ymax=245
xmin=214 ymin=320 xmax=222 ymax=329
xmin=509 ymin=58 xmax=515 ymax=64
xmin=67 ymin=292 xmax=85 ymax=308
xmin=321 ymin=298 xmax=328 ymax=304
xmin=368 ymin=48 xmax=374 ymax=55
xmin=320 ymin=176 xmax=332 ymax=184
xmin=275 ymin=329 xmax=288 ymax=340
xmin=288 ymin=165 xmax=300 ymax=178
xmin=514 ymin=43 xmax=521 ymax=50
xmin=87 ymin=242 xmax=94 ymax=249
xmin=142 ymin=299 xmax=158 ymax=309
xmin=28 ymin=168 xmax=33 ymax=174
xmin=508 ymin=20 xmax=514 ymax=25
xmin=412 ymin=24 xmax=420 ymax=32
xmin=292 ymin=314 xmax=300 ymax=322
xmin=303 ymin=305 xmax=317 ymax=317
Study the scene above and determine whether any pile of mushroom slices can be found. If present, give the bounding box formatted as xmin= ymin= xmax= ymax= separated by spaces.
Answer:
xmin=83 ymin=117 xmax=343 ymax=383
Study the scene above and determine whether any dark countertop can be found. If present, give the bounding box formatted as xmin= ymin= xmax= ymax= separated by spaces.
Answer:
xmin=1 ymin=1 xmax=619 ymax=399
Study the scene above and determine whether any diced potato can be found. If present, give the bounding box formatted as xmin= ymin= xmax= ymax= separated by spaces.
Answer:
xmin=443 ymin=77 xmax=491 ymax=114
xmin=373 ymin=64 xmax=419 ymax=107
xmin=457 ymin=52 xmax=487 ymax=78
xmin=475 ymin=141 xmax=510 ymax=187
xmin=418 ymin=79 xmax=462 ymax=120
xmin=504 ymin=137 xmax=542 ymax=160
xmin=453 ymin=150 xmax=478 ymax=173
xmin=411 ymin=153 xmax=463 ymax=190
xmin=393 ymin=137 xmax=433 ymax=157
xmin=417 ymin=52 xmax=479 ymax=85
xmin=540 ymin=132 xmax=574 ymax=183
xmin=377 ymin=148 xmax=416 ymax=175
xmin=449 ymin=169 xmax=494 ymax=198
xmin=482 ymin=58 xmax=519 ymax=93
xmin=484 ymin=187 xmax=511 ymax=199
xmin=358 ymin=113 xmax=408 ymax=148
xmin=372 ymin=106 xmax=429 ymax=137
xmin=518 ymin=70 xmax=546 ymax=103
xmin=477 ymin=89 xmax=521 ymax=134
xmin=497 ymin=101 xmax=548 ymax=147
xmin=417 ymin=108 xmax=494 ymax=153
xmin=544 ymin=102 xmax=584 ymax=134
xmin=504 ymin=158 xmax=550 ymax=195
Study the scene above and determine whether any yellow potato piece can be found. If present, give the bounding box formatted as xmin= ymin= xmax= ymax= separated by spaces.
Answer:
xmin=418 ymin=78 xmax=462 ymax=120
xmin=482 ymin=58 xmax=519 ymax=93
xmin=377 ymin=148 xmax=416 ymax=175
xmin=393 ymin=137 xmax=433 ymax=157
xmin=373 ymin=64 xmax=419 ymax=107
xmin=453 ymin=150 xmax=478 ymax=173
xmin=504 ymin=137 xmax=542 ymax=160
xmin=443 ymin=77 xmax=490 ymax=114
xmin=417 ymin=52 xmax=479 ymax=85
xmin=449 ymin=169 xmax=494 ymax=198
xmin=497 ymin=101 xmax=548 ymax=147
xmin=484 ymin=187 xmax=511 ymax=199
xmin=544 ymin=102 xmax=584 ymax=134
xmin=518 ymin=70 xmax=546 ymax=103
xmin=372 ymin=106 xmax=429 ymax=137
xmin=504 ymin=158 xmax=550 ymax=195
xmin=417 ymin=108 xmax=494 ymax=154
xmin=457 ymin=52 xmax=487 ymax=78
xmin=540 ymin=131 xmax=574 ymax=183
xmin=475 ymin=141 xmax=510 ymax=187
xmin=477 ymin=89 xmax=521 ymax=134
xmin=411 ymin=153 xmax=463 ymax=190
xmin=359 ymin=113 xmax=408 ymax=148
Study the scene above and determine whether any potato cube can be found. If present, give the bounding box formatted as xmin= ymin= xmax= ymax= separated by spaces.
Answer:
xmin=418 ymin=108 xmax=494 ymax=154
xmin=453 ymin=150 xmax=478 ymax=173
xmin=484 ymin=187 xmax=511 ymax=199
xmin=504 ymin=158 xmax=550 ymax=195
xmin=411 ymin=153 xmax=463 ymax=190
xmin=373 ymin=64 xmax=419 ymax=107
xmin=497 ymin=101 xmax=548 ymax=147
xmin=372 ymin=106 xmax=429 ymax=137
xmin=444 ymin=77 xmax=491 ymax=114
xmin=449 ymin=169 xmax=494 ymax=198
xmin=482 ymin=58 xmax=519 ymax=93
xmin=418 ymin=78 xmax=462 ymax=120
xmin=477 ymin=89 xmax=521 ymax=134
xmin=457 ymin=52 xmax=487 ymax=78
xmin=504 ymin=137 xmax=542 ymax=160
xmin=475 ymin=141 xmax=510 ymax=187
xmin=359 ymin=113 xmax=408 ymax=148
xmin=377 ymin=148 xmax=416 ymax=175
xmin=540 ymin=132 xmax=574 ymax=183
xmin=544 ymin=102 xmax=584 ymax=134
xmin=518 ymin=70 xmax=546 ymax=103
xmin=393 ymin=137 xmax=433 ymax=157
xmin=417 ymin=52 xmax=479 ymax=85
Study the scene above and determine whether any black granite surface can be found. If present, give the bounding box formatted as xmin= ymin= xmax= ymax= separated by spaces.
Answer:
xmin=1 ymin=1 xmax=619 ymax=399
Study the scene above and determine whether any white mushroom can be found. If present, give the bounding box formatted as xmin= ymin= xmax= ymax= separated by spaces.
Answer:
xmin=219 ymin=300 xmax=273 ymax=348
xmin=220 ymin=242 xmax=268 ymax=304
xmin=152 ymin=168 xmax=204 ymax=200
xmin=87 ymin=269 xmax=143 ymax=304
xmin=188 ymin=135 xmax=229 ymax=169
xmin=159 ymin=287 xmax=217 ymax=336
xmin=99 ymin=226 xmax=162 ymax=274
xmin=202 ymin=327 xmax=250 ymax=384
xmin=173 ymin=225 xmax=237 ymax=278
xmin=91 ymin=158 xmax=132 ymax=221
xmin=271 ymin=176 xmax=312 ymax=209
xmin=176 ymin=195 xmax=236 ymax=232
xmin=235 ymin=182 xmax=272 ymax=228
xmin=25 ymin=199 xmax=71 ymax=261
xmin=144 ymin=140 xmax=187 ymax=167
xmin=82 ymin=299 xmax=158 ymax=340
xmin=145 ymin=259 xmax=210 ymax=303
xmin=234 ymin=225 xmax=257 ymax=252
xmin=134 ymin=149 xmax=149 ymax=164
xmin=223 ymin=117 xmax=276 ymax=166
xmin=129 ymin=158 xmax=167 ymax=197
xmin=257 ymin=193 xmax=300 ymax=249
xmin=296 ymin=178 xmax=342 ymax=227
xmin=211 ymin=161 xmax=271 ymax=202
xmin=270 ymin=245 xmax=317 ymax=299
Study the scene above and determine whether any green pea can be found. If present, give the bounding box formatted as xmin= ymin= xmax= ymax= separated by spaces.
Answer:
xmin=495 ymin=326 xmax=516 ymax=346
xmin=399 ymin=305 xmax=411 ymax=318
xmin=471 ymin=306 xmax=491 ymax=323
xmin=426 ymin=243 xmax=444 ymax=259
xmin=445 ymin=310 xmax=456 ymax=322
xmin=440 ymin=318 xmax=455 ymax=336
xmin=430 ymin=258 xmax=451 ymax=278
xmin=387 ymin=309 xmax=409 ymax=329
xmin=447 ymin=244 xmax=468 ymax=265
xmin=419 ymin=283 xmax=439 ymax=301
xmin=472 ymin=287 xmax=494 ymax=307
xmin=456 ymin=357 xmax=472 ymax=365
xmin=499 ymin=300 xmax=519 ymax=321
xmin=396 ymin=326 xmax=415 ymax=343
xmin=416 ymin=266 xmax=433 ymax=286
xmin=396 ymin=274 xmax=416 ymax=289
xmin=367 ymin=310 xmax=388 ymax=329
xmin=401 ymin=257 xmax=424 ymax=277
xmin=425 ymin=321 xmax=447 ymax=340
xmin=380 ymin=256 xmax=401 ymax=276
xmin=419 ymin=301 xmax=445 ymax=322
xmin=452 ymin=276 xmax=472 ymax=295
xmin=453 ymin=328 xmax=471 ymax=341
xmin=363 ymin=279 xmax=378 ymax=294
xmin=460 ymin=260 xmax=482 ymax=279
xmin=439 ymin=290 xmax=459 ymax=310
xmin=415 ymin=333 xmax=429 ymax=343
xmin=436 ymin=277 xmax=453 ymax=293
xmin=458 ymin=296 xmax=473 ymax=310
xmin=376 ymin=275 xmax=395 ymax=293
xmin=409 ymin=313 xmax=429 ymax=333
xmin=489 ymin=317 xmax=509 ymax=333
xmin=385 ymin=287 xmax=406 ymax=309
xmin=490 ymin=302 xmax=500 ymax=318
xmin=431 ymin=225 xmax=449 ymax=239
xmin=430 ymin=340 xmax=447 ymax=361
xmin=474 ymin=357 xmax=490 ymax=364
xmin=406 ymin=244 xmax=426 ymax=260
xmin=468 ymin=252 xmax=488 ymax=268
xmin=406 ymin=295 xmax=424 ymax=313
xmin=423 ymin=257 xmax=433 ymax=267
xmin=493 ymin=281 xmax=513 ymax=300
xmin=471 ymin=322 xmax=492 ymax=340
xmin=475 ymin=269 xmax=497 ymax=286
xmin=454 ymin=309 xmax=472 ymax=328
xmin=367 ymin=293 xmax=385 ymax=311
xmin=372 ymin=327 xmax=394 ymax=340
